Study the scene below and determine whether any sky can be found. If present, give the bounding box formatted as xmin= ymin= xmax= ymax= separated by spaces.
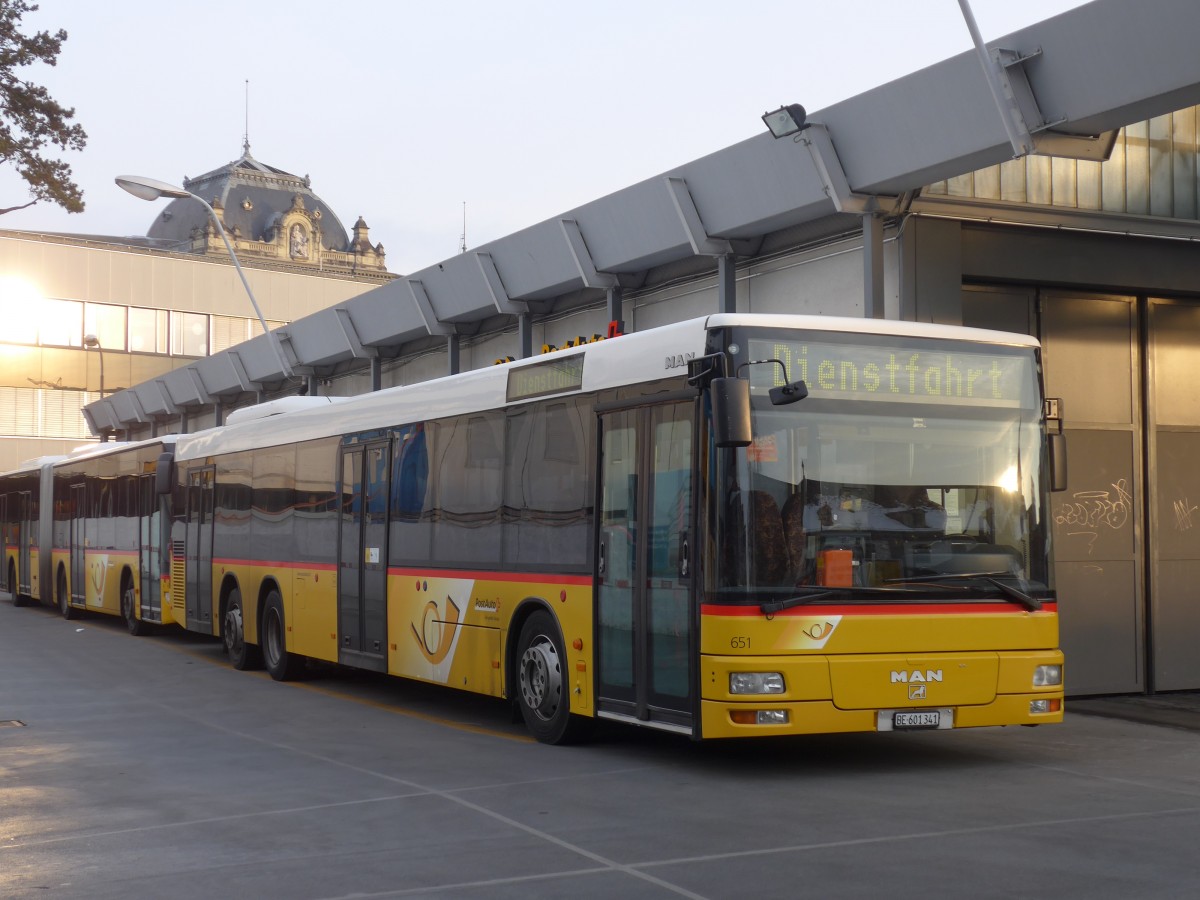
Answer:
xmin=0 ymin=0 xmax=1087 ymax=276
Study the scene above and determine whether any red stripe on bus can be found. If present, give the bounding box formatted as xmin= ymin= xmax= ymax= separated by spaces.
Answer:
xmin=389 ymin=567 xmax=593 ymax=586
xmin=211 ymin=558 xmax=338 ymax=572
xmin=195 ymin=559 xmax=591 ymax=586
xmin=702 ymin=601 xmax=1058 ymax=616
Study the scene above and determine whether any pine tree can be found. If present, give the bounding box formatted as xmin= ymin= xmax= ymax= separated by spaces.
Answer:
xmin=0 ymin=0 xmax=86 ymax=214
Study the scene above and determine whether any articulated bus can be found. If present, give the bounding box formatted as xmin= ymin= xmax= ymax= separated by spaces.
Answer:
xmin=2 ymin=438 xmax=178 ymax=633
xmin=1 ymin=456 xmax=63 ymax=606
xmin=161 ymin=313 xmax=1064 ymax=743
xmin=48 ymin=437 xmax=178 ymax=632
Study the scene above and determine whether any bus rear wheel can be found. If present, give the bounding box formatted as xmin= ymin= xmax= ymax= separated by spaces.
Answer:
xmin=262 ymin=591 xmax=303 ymax=682
xmin=121 ymin=575 xmax=149 ymax=636
xmin=224 ymin=589 xmax=261 ymax=670
xmin=9 ymin=562 xmax=24 ymax=607
xmin=516 ymin=610 xmax=586 ymax=745
xmin=58 ymin=569 xmax=78 ymax=620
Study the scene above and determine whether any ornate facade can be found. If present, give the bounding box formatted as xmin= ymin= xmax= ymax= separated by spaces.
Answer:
xmin=146 ymin=144 xmax=391 ymax=281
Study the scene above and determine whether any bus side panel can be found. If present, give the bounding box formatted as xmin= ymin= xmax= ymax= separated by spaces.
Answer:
xmin=289 ymin=564 xmax=338 ymax=662
xmin=28 ymin=548 xmax=44 ymax=601
xmin=86 ymin=549 xmax=138 ymax=616
xmin=384 ymin=570 xmax=594 ymax=714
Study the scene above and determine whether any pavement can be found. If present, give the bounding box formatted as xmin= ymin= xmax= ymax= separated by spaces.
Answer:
xmin=1068 ymin=690 xmax=1200 ymax=732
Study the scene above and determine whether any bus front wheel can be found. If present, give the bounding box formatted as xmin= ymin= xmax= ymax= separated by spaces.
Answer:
xmin=516 ymin=610 xmax=586 ymax=745
xmin=224 ymin=589 xmax=261 ymax=670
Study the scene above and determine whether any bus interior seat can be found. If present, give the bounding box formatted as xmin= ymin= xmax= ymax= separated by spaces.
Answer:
xmin=748 ymin=490 xmax=788 ymax=585
xmin=781 ymin=492 xmax=807 ymax=581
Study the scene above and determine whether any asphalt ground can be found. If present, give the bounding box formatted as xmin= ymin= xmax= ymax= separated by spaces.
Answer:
xmin=3 ymin=594 xmax=1200 ymax=899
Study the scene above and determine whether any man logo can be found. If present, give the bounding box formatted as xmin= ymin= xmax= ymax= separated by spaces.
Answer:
xmin=908 ymin=683 xmax=927 ymax=701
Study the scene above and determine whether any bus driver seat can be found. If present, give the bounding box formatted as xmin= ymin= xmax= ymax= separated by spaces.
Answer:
xmin=781 ymin=493 xmax=808 ymax=583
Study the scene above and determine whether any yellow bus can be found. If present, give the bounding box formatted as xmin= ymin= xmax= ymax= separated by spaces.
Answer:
xmin=48 ymin=437 xmax=179 ymax=633
xmin=165 ymin=313 xmax=1065 ymax=743
xmin=1 ymin=456 xmax=62 ymax=607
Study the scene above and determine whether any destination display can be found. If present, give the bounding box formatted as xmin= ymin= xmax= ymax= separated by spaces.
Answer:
xmin=748 ymin=338 xmax=1036 ymax=408
xmin=506 ymin=354 xmax=585 ymax=402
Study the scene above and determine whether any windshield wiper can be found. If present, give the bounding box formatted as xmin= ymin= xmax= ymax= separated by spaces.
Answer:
xmin=760 ymin=588 xmax=839 ymax=616
xmin=884 ymin=572 xmax=1042 ymax=611
xmin=759 ymin=585 xmax=920 ymax=617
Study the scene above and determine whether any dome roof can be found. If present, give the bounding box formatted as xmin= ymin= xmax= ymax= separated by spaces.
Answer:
xmin=145 ymin=145 xmax=351 ymax=250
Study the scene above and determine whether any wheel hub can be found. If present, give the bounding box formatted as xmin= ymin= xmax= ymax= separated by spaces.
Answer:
xmin=520 ymin=637 xmax=562 ymax=721
xmin=225 ymin=606 xmax=245 ymax=657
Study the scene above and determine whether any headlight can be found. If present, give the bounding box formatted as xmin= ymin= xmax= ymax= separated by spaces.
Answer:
xmin=730 ymin=709 xmax=790 ymax=725
xmin=729 ymin=672 xmax=785 ymax=695
xmin=1033 ymin=664 xmax=1063 ymax=687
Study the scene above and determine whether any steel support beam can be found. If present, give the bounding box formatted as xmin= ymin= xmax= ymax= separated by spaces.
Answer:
xmin=560 ymin=219 xmax=618 ymax=290
xmin=606 ymin=287 xmax=624 ymax=334
xmin=863 ymin=213 xmax=885 ymax=319
xmin=718 ymin=255 xmax=737 ymax=315
xmin=518 ymin=312 xmax=534 ymax=359
xmin=665 ymin=176 xmax=734 ymax=256
xmin=409 ymin=279 xmax=453 ymax=336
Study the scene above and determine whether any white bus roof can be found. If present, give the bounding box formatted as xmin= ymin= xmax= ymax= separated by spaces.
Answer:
xmin=0 ymin=455 xmax=68 ymax=478
xmin=52 ymin=435 xmax=179 ymax=469
xmin=174 ymin=314 xmax=1041 ymax=462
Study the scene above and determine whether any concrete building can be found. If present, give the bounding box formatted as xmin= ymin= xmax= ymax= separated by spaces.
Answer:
xmin=0 ymin=147 xmax=392 ymax=470
xmin=91 ymin=0 xmax=1200 ymax=697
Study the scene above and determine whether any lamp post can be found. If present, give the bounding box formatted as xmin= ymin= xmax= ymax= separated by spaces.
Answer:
xmin=115 ymin=174 xmax=294 ymax=379
xmin=83 ymin=333 xmax=105 ymax=398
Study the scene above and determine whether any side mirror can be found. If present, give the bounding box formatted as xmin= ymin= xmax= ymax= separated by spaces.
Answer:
xmin=1045 ymin=398 xmax=1067 ymax=493
xmin=1049 ymin=431 xmax=1068 ymax=493
xmin=154 ymin=452 xmax=175 ymax=496
xmin=769 ymin=379 xmax=808 ymax=406
xmin=711 ymin=377 xmax=752 ymax=448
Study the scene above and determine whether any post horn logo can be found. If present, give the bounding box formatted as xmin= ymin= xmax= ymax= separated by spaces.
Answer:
xmin=411 ymin=596 xmax=462 ymax=664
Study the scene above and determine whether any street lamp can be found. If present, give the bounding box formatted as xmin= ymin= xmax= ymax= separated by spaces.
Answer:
xmin=115 ymin=174 xmax=295 ymax=379
xmin=762 ymin=103 xmax=809 ymax=139
xmin=83 ymin=333 xmax=105 ymax=398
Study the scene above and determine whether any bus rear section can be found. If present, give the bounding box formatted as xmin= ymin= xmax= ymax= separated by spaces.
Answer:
xmin=50 ymin=439 xmax=178 ymax=634
xmin=1 ymin=457 xmax=63 ymax=606
xmin=694 ymin=322 xmax=1063 ymax=737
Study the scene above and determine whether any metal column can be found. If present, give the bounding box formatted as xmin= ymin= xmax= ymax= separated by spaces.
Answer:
xmin=863 ymin=213 xmax=884 ymax=319
xmin=718 ymin=255 xmax=737 ymax=314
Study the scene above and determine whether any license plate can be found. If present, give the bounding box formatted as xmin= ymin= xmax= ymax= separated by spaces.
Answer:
xmin=893 ymin=710 xmax=941 ymax=729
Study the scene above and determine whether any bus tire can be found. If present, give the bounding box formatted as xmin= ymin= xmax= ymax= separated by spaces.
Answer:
xmin=224 ymin=588 xmax=261 ymax=671
xmin=9 ymin=562 xmax=24 ymax=607
xmin=261 ymin=590 xmax=302 ymax=682
xmin=58 ymin=569 xmax=78 ymax=620
xmin=516 ymin=610 xmax=587 ymax=745
xmin=121 ymin=574 xmax=149 ymax=636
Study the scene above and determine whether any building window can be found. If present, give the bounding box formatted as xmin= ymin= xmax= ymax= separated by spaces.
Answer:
xmin=83 ymin=303 xmax=128 ymax=351
xmin=170 ymin=311 xmax=209 ymax=357
xmin=128 ymin=307 xmax=169 ymax=354
xmin=37 ymin=299 xmax=84 ymax=347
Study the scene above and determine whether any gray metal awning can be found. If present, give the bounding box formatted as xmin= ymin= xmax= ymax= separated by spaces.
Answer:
xmin=88 ymin=0 xmax=1200 ymax=433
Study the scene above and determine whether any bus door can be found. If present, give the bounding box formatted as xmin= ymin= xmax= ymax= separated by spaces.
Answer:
xmin=185 ymin=467 xmax=215 ymax=632
xmin=69 ymin=484 xmax=86 ymax=606
xmin=138 ymin=474 xmax=160 ymax=621
xmin=17 ymin=490 xmax=32 ymax=596
xmin=596 ymin=401 xmax=694 ymax=732
xmin=337 ymin=441 xmax=390 ymax=673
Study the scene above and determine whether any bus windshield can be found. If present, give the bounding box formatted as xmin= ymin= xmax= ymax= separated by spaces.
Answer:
xmin=709 ymin=329 xmax=1052 ymax=606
